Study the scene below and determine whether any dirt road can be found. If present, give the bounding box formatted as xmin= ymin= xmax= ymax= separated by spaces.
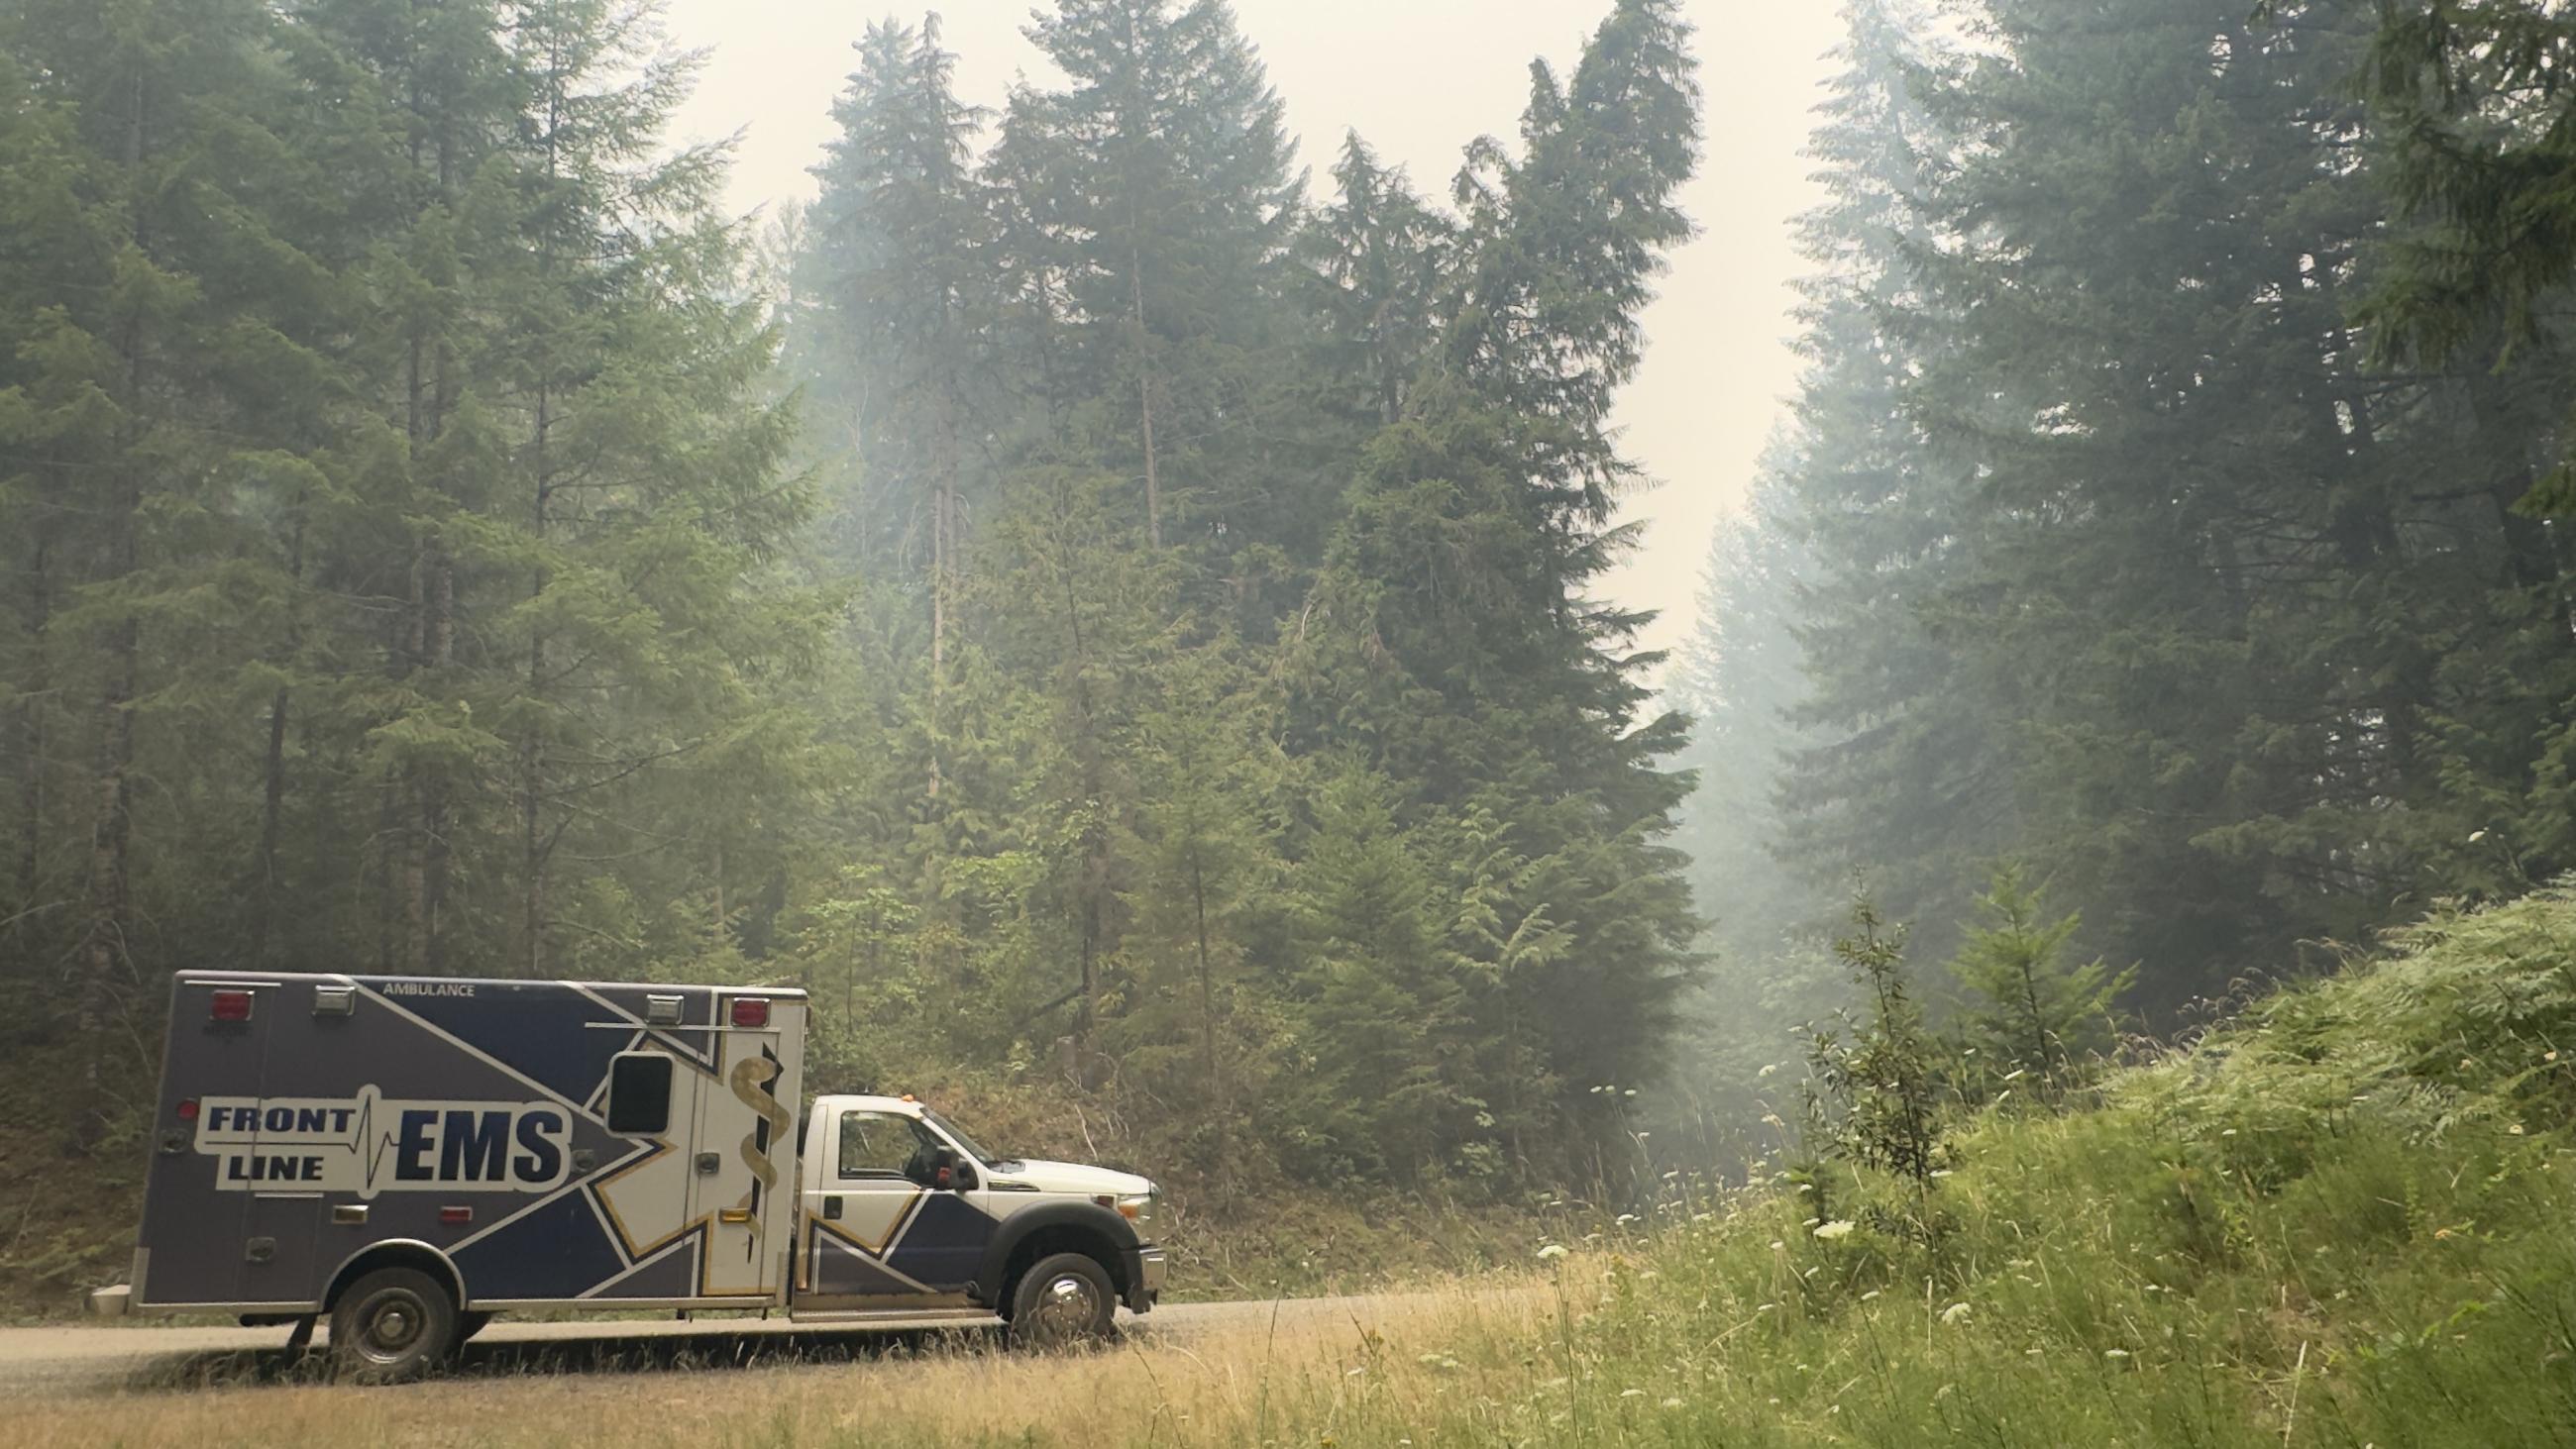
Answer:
xmin=0 ymin=1294 xmax=1426 ymax=1398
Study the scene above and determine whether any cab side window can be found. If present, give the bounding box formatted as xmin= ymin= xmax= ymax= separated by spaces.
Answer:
xmin=837 ymin=1110 xmax=933 ymax=1181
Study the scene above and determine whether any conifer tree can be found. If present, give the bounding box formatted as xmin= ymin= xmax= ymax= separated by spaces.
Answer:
xmin=998 ymin=0 xmax=1310 ymax=563
xmin=1947 ymin=867 xmax=2132 ymax=1091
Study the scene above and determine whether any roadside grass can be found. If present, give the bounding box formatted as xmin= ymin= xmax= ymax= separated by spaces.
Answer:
xmin=15 ymin=887 xmax=2576 ymax=1445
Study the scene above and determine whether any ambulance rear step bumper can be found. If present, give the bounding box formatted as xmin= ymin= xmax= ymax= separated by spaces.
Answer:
xmin=88 ymin=1285 xmax=132 ymax=1318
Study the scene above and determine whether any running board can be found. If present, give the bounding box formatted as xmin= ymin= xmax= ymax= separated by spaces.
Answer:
xmin=787 ymin=1307 xmax=1002 ymax=1328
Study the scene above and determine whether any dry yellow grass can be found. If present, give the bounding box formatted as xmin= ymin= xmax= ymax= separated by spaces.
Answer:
xmin=9 ymin=1278 xmax=1575 ymax=1448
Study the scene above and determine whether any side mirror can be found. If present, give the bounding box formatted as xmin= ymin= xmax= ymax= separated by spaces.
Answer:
xmin=929 ymin=1146 xmax=974 ymax=1191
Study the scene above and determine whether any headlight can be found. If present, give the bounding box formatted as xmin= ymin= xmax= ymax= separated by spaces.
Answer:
xmin=1117 ymin=1190 xmax=1158 ymax=1231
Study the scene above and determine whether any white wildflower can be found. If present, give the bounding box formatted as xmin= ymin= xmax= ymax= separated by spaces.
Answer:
xmin=1661 ymin=1397 xmax=1684 ymax=1410
xmin=1759 ymin=1063 xmax=1780 ymax=1078
xmin=1940 ymin=1301 xmax=1973 ymax=1326
xmin=2103 ymin=1348 xmax=2131 ymax=1360
xmin=1813 ymin=1220 xmax=1857 ymax=1241
xmin=1537 ymin=1244 xmax=1569 ymax=1263
xmin=1860 ymin=1290 xmax=1881 ymax=1301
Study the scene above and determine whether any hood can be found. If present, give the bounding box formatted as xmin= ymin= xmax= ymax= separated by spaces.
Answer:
xmin=989 ymin=1158 xmax=1152 ymax=1197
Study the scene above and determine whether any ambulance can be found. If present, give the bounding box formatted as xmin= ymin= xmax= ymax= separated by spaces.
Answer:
xmin=91 ymin=972 xmax=1165 ymax=1380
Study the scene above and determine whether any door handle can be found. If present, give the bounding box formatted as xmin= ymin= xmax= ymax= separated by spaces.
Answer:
xmin=823 ymin=1196 xmax=843 ymax=1220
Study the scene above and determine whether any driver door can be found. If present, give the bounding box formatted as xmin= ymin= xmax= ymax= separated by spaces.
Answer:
xmin=800 ymin=1107 xmax=943 ymax=1302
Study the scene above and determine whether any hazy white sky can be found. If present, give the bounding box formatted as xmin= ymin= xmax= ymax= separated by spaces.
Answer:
xmin=659 ymin=0 xmax=1843 ymax=669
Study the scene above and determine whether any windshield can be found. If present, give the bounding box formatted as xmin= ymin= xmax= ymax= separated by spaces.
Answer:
xmin=922 ymin=1107 xmax=1010 ymax=1168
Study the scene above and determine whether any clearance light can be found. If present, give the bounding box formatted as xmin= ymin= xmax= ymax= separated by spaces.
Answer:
xmin=209 ymin=989 xmax=254 ymax=1023
xmin=729 ymin=997 xmax=770 ymax=1029
xmin=439 ymin=1206 xmax=474 ymax=1226
xmin=176 ymin=1098 xmax=200 ymax=1121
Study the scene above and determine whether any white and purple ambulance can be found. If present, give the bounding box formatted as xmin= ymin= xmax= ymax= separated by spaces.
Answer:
xmin=93 ymin=971 xmax=1164 ymax=1380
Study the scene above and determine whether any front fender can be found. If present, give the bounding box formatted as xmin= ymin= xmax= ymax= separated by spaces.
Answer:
xmin=973 ymin=1198 xmax=1141 ymax=1303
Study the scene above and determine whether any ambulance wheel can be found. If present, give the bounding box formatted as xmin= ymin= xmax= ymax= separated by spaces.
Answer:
xmin=1006 ymin=1252 xmax=1117 ymax=1350
xmin=330 ymin=1268 xmax=460 ymax=1383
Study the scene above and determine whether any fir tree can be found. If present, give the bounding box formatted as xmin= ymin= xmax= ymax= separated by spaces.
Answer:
xmin=1947 ymin=867 xmax=2133 ymax=1092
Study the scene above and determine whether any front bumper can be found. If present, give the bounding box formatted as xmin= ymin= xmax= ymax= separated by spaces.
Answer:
xmin=1124 ymin=1245 xmax=1165 ymax=1313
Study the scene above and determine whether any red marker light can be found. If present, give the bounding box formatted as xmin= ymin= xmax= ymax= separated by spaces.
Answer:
xmin=175 ymin=1098 xmax=200 ymax=1121
xmin=209 ymin=989 xmax=254 ymax=1023
xmin=439 ymin=1206 xmax=474 ymax=1226
xmin=729 ymin=997 xmax=770 ymax=1029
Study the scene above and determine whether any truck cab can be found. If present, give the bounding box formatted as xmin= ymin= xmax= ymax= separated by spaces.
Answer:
xmin=793 ymin=1092 xmax=1165 ymax=1340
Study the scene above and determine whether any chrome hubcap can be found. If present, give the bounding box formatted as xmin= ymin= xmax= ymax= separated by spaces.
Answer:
xmin=1026 ymin=1274 xmax=1103 ymax=1341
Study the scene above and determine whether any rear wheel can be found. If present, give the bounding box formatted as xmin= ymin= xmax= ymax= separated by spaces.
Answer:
xmin=329 ymin=1267 xmax=460 ymax=1384
xmin=1006 ymin=1252 xmax=1117 ymax=1350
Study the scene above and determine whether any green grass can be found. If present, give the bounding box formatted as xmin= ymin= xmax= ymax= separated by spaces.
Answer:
xmin=1383 ymin=884 xmax=2576 ymax=1447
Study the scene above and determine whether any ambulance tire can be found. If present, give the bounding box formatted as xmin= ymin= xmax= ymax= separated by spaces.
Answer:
xmin=329 ymin=1267 xmax=461 ymax=1384
xmin=1005 ymin=1252 xmax=1118 ymax=1350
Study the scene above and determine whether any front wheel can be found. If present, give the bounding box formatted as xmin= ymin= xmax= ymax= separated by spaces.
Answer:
xmin=329 ymin=1268 xmax=461 ymax=1384
xmin=1006 ymin=1252 xmax=1117 ymax=1350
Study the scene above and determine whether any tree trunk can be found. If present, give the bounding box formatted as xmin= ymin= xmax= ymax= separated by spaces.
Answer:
xmin=77 ymin=58 xmax=151 ymax=1150
xmin=249 ymin=516 xmax=304 ymax=967
xmin=11 ymin=536 xmax=49 ymax=965
xmin=75 ymin=606 xmax=138 ymax=1151
xmin=251 ymin=686 xmax=290 ymax=967
xmin=408 ymin=548 xmax=453 ymax=975
xmin=1051 ymin=476 xmax=1108 ymax=1071
xmin=1128 ymin=248 xmax=1161 ymax=548
xmin=1190 ymin=853 xmax=1226 ymax=1171
xmin=928 ymin=385 xmax=954 ymax=801
xmin=522 ymin=370 xmax=551 ymax=978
